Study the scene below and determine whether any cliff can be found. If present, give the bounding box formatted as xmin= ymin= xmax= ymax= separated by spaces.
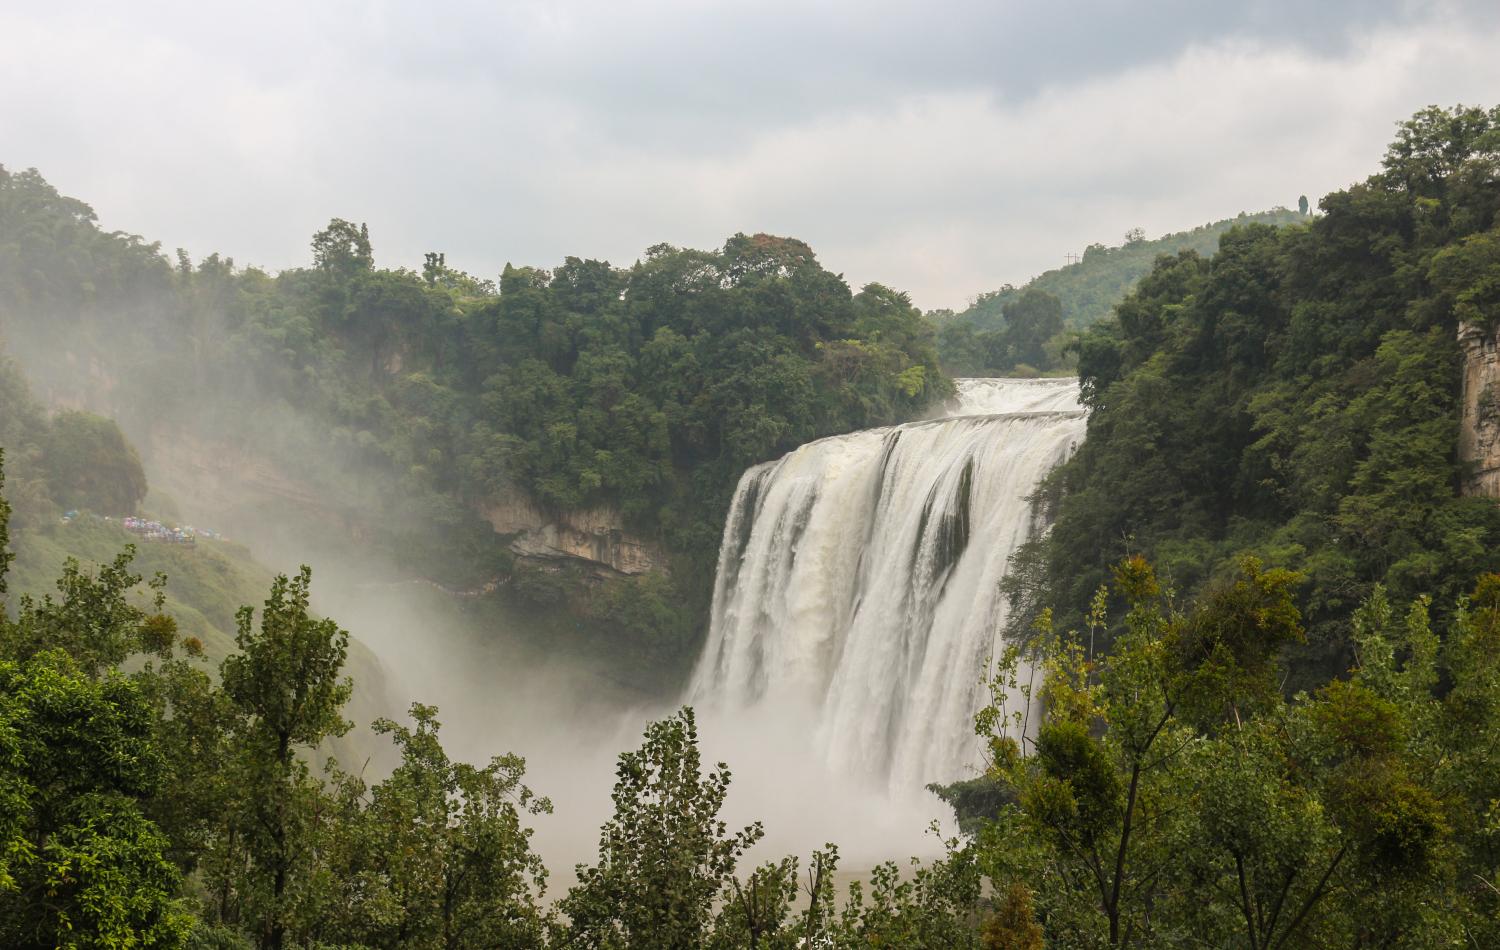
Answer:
xmin=1460 ymin=321 xmax=1500 ymax=498
xmin=480 ymin=490 xmax=665 ymax=576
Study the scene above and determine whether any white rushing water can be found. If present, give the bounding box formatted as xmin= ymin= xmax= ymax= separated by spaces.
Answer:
xmin=689 ymin=377 xmax=1086 ymax=792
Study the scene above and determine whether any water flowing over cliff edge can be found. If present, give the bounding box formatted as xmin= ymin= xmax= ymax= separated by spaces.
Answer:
xmin=690 ymin=377 xmax=1086 ymax=792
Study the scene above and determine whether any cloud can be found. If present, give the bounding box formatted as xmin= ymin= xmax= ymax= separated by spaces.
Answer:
xmin=2 ymin=1 xmax=1498 ymax=309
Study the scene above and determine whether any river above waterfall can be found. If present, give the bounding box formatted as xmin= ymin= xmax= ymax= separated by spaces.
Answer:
xmin=690 ymin=377 xmax=1086 ymax=792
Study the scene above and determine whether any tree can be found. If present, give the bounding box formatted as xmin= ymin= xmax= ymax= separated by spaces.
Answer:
xmin=423 ymin=251 xmax=446 ymax=286
xmin=1001 ymin=288 xmax=1064 ymax=371
xmin=318 ymin=703 xmax=551 ymax=949
xmin=974 ymin=559 xmax=1471 ymax=947
xmin=0 ymin=466 xmax=189 ymax=947
xmin=138 ymin=647 xmax=243 ymax=887
xmin=0 ymin=547 xmax=173 ymax=678
xmin=0 ymin=651 xmax=190 ymax=949
xmin=832 ymin=847 xmax=984 ymax=949
xmin=310 ymin=219 xmax=373 ymax=278
xmin=217 ymin=567 xmax=351 ymax=950
xmin=980 ymin=884 xmax=1043 ymax=950
xmin=1032 ymin=105 xmax=1500 ymax=675
xmin=0 ymin=452 xmax=11 ymax=593
xmin=1299 ymin=194 xmax=1310 ymax=215
xmin=560 ymin=707 xmax=761 ymax=949
xmin=42 ymin=410 xmax=148 ymax=514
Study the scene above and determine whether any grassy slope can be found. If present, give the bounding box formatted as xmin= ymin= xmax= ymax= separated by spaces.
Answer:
xmin=10 ymin=516 xmax=269 ymax=661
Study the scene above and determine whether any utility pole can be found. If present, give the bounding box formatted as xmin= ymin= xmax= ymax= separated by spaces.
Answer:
xmin=1064 ymin=253 xmax=1081 ymax=265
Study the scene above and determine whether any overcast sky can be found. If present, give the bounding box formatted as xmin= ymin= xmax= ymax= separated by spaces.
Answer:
xmin=4 ymin=1 xmax=1499 ymax=310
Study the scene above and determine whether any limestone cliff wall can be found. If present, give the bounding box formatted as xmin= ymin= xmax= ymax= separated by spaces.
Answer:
xmin=480 ymin=490 xmax=664 ymax=576
xmin=1460 ymin=322 xmax=1500 ymax=498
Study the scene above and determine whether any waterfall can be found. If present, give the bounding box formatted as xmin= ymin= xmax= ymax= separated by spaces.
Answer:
xmin=689 ymin=377 xmax=1086 ymax=792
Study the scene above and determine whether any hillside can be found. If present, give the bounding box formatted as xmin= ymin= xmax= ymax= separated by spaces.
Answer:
xmin=951 ymin=207 xmax=1311 ymax=331
xmin=1017 ymin=105 xmax=1500 ymax=687
xmin=0 ymin=356 xmax=395 ymax=758
xmin=935 ymin=208 xmax=1310 ymax=375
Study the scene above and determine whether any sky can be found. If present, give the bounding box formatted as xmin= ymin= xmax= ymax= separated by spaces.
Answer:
xmin=3 ymin=0 xmax=1500 ymax=311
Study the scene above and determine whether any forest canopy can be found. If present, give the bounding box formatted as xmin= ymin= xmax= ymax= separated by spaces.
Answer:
xmin=1019 ymin=104 xmax=1500 ymax=685
xmin=0 ymin=168 xmax=949 ymax=666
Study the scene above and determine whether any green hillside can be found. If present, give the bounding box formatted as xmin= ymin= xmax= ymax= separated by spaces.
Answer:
xmin=957 ymin=207 xmax=1311 ymax=331
xmin=9 ymin=516 xmax=265 ymax=662
xmin=1019 ymin=105 xmax=1500 ymax=687
xmin=935 ymin=208 xmax=1311 ymax=375
xmin=4 ymin=354 xmax=283 ymax=660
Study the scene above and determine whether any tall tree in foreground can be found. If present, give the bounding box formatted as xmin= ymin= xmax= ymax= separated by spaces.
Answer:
xmin=560 ymin=707 xmax=761 ymax=949
xmin=315 ymin=702 xmax=553 ymax=949
xmin=217 ymin=567 xmax=350 ymax=950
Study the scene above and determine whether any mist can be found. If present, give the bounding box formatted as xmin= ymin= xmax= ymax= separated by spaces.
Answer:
xmin=287 ymin=543 xmax=955 ymax=878
xmin=1 ymin=277 xmax=956 ymax=882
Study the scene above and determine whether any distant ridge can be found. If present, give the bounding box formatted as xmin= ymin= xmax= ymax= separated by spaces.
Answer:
xmin=939 ymin=207 xmax=1311 ymax=331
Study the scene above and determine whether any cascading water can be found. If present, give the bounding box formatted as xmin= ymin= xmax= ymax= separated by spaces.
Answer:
xmin=689 ymin=377 xmax=1086 ymax=792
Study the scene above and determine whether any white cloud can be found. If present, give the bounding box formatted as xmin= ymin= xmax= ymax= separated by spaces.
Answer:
xmin=2 ymin=2 xmax=1497 ymax=309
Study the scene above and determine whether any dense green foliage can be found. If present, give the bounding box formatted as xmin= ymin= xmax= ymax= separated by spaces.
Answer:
xmin=1020 ymin=105 xmax=1500 ymax=682
xmin=972 ymin=556 xmax=1500 ymax=947
xmin=0 ymin=645 xmax=189 ymax=947
xmin=0 ymin=468 xmax=994 ymax=947
xmin=316 ymin=704 xmax=552 ymax=948
xmin=936 ymin=288 xmax=1068 ymax=376
xmin=11 ymin=464 xmax=1500 ymax=945
xmin=934 ymin=209 xmax=1309 ymax=375
xmin=42 ymin=410 xmax=148 ymax=514
xmin=0 ymin=168 xmax=948 ymax=667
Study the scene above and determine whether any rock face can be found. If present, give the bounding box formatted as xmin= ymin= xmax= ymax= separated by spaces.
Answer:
xmin=480 ymin=491 xmax=664 ymax=576
xmin=1460 ymin=322 xmax=1500 ymax=498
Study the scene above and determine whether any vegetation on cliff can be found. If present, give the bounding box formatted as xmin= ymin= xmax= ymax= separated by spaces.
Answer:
xmin=0 ymin=169 xmax=948 ymax=667
xmin=0 ymin=357 xmax=145 ymax=527
xmin=1019 ymin=105 xmax=1500 ymax=684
